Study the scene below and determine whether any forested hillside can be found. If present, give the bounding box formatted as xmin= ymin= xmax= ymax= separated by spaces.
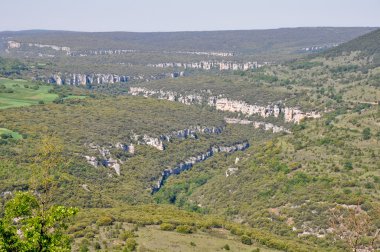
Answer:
xmin=0 ymin=28 xmax=379 ymax=251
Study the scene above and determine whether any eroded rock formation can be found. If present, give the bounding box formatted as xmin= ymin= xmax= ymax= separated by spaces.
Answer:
xmin=152 ymin=141 xmax=249 ymax=193
xmin=224 ymin=117 xmax=291 ymax=133
xmin=84 ymin=143 xmax=125 ymax=176
xmin=43 ymin=71 xmax=184 ymax=86
xmin=130 ymin=87 xmax=203 ymax=105
xmin=148 ymin=61 xmax=259 ymax=71
xmin=129 ymin=87 xmax=321 ymax=124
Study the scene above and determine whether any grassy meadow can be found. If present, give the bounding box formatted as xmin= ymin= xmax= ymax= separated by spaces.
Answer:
xmin=0 ymin=78 xmax=58 ymax=109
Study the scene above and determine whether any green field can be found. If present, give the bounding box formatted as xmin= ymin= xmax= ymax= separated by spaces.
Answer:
xmin=0 ymin=78 xmax=89 ymax=109
xmin=0 ymin=78 xmax=58 ymax=109
xmin=74 ymin=224 xmax=276 ymax=252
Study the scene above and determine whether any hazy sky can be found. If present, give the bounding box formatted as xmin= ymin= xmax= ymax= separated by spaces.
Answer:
xmin=1 ymin=0 xmax=379 ymax=32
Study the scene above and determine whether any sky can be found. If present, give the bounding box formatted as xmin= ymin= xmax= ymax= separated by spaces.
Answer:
xmin=1 ymin=0 xmax=379 ymax=32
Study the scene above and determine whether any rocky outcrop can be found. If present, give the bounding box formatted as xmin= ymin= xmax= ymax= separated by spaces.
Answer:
xmin=132 ymin=125 xmax=224 ymax=151
xmin=7 ymin=40 xmax=71 ymax=55
xmin=225 ymin=167 xmax=239 ymax=177
xmin=115 ymin=142 xmax=135 ymax=154
xmin=212 ymin=98 xmax=321 ymax=124
xmin=148 ymin=61 xmax=259 ymax=71
xmin=284 ymin=107 xmax=321 ymax=124
xmin=84 ymin=155 xmax=99 ymax=167
xmin=300 ymin=43 xmax=339 ymax=52
xmin=84 ymin=144 xmax=123 ymax=176
xmin=70 ymin=49 xmax=136 ymax=56
xmin=224 ymin=117 xmax=291 ymax=133
xmin=7 ymin=41 xmax=21 ymax=49
xmin=129 ymin=87 xmax=203 ymax=105
xmin=142 ymin=135 xmax=165 ymax=151
xmin=129 ymin=87 xmax=321 ymax=124
xmin=44 ymin=71 xmax=184 ymax=86
xmin=0 ymin=191 xmax=12 ymax=198
xmin=152 ymin=141 xmax=249 ymax=193
xmin=172 ymin=51 xmax=234 ymax=57
xmin=211 ymin=97 xmax=280 ymax=118
xmin=48 ymin=73 xmax=130 ymax=85
xmin=160 ymin=126 xmax=224 ymax=141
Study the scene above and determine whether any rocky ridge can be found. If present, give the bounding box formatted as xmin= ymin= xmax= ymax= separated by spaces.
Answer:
xmin=129 ymin=87 xmax=203 ymax=105
xmin=7 ymin=41 xmax=71 ymax=55
xmin=170 ymin=51 xmax=234 ymax=57
xmin=224 ymin=117 xmax=291 ymax=133
xmin=129 ymin=87 xmax=321 ymax=124
xmin=148 ymin=61 xmax=261 ymax=71
xmin=133 ymin=125 xmax=224 ymax=151
xmin=152 ymin=141 xmax=250 ymax=193
xmin=41 ymin=71 xmax=185 ymax=86
xmin=84 ymin=126 xmax=225 ymax=173
xmin=84 ymin=143 xmax=132 ymax=176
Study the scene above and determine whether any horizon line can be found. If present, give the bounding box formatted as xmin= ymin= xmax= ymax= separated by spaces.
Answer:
xmin=0 ymin=26 xmax=379 ymax=34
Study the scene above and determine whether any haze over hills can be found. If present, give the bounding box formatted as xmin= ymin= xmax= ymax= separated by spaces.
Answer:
xmin=0 ymin=27 xmax=379 ymax=252
xmin=322 ymin=27 xmax=380 ymax=63
xmin=1 ymin=27 xmax=376 ymax=58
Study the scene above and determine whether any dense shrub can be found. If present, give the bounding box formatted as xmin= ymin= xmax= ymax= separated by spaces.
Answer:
xmin=160 ymin=223 xmax=176 ymax=231
xmin=241 ymin=234 xmax=253 ymax=245
xmin=125 ymin=238 xmax=137 ymax=251
xmin=96 ymin=216 xmax=114 ymax=226
xmin=119 ymin=230 xmax=137 ymax=241
xmin=222 ymin=244 xmax=230 ymax=250
xmin=362 ymin=128 xmax=371 ymax=140
xmin=175 ymin=225 xmax=194 ymax=234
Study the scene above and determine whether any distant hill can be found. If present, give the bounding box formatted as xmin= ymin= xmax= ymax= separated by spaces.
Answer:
xmin=322 ymin=28 xmax=380 ymax=59
xmin=1 ymin=27 xmax=377 ymax=61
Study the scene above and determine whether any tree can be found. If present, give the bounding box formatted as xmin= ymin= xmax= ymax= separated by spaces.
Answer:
xmin=0 ymin=136 xmax=78 ymax=251
xmin=241 ymin=234 xmax=253 ymax=245
xmin=362 ymin=128 xmax=371 ymax=140
xmin=0 ymin=192 xmax=77 ymax=251
xmin=330 ymin=204 xmax=379 ymax=251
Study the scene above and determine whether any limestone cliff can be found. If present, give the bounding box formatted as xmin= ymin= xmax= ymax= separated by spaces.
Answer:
xmin=129 ymin=87 xmax=321 ymax=124
xmin=43 ymin=71 xmax=184 ymax=86
xmin=224 ymin=117 xmax=291 ymax=133
xmin=148 ymin=61 xmax=260 ymax=71
xmin=152 ymin=141 xmax=250 ymax=193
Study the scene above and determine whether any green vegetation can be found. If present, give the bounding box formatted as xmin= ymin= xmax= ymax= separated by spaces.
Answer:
xmin=0 ymin=78 xmax=89 ymax=109
xmin=0 ymin=128 xmax=23 ymax=140
xmin=0 ymin=57 xmax=27 ymax=77
xmin=0 ymin=136 xmax=78 ymax=251
xmin=323 ymin=28 xmax=380 ymax=59
xmin=0 ymin=78 xmax=57 ymax=109
xmin=68 ymin=205 xmax=315 ymax=251
xmin=0 ymin=27 xmax=379 ymax=251
xmin=0 ymin=192 xmax=77 ymax=251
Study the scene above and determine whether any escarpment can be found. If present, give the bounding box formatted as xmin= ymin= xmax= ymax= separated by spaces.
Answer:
xmin=129 ymin=87 xmax=321 ymax=124
xmin=41 ymin=71 xmax=185 ymax=86
xmin=152 ymin=141 xmax=250 ymax=193
xmin=147 ymin=60 xmax=263 ymax=71
xmin=224 ymin=117 xmax=291 ymax=133
xmin=129 ymin=87 xmax=203 ymax=105
xmin=83 ymin=125 xmax=225 ymax=173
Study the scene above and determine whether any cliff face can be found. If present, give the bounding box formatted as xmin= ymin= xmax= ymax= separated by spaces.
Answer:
xmin=84 ymin=143 xmax=127 ymax=176
xmin=152 ymin=141 xmax=250 ymax=193
xmin=210 ymin=97 xmax=280 ymax=118
xmin=84 ymin=125 xmax=225 ymax=172
xmin=148 ymin=61 xmax=261 ymax=71
xmin=43 ymin=71 xmax=184 ymax=86
xmin=130 ymin=87 xmax=203 ymax=105
xmin=134 ymin=125 xmax=224 ymax=151
xmin=48 ymin=73 xmax=129 ymax=85
xmin=224 ymin=118 xmax=290 ymax=133
xmin=129 ymin=87 xmax=321 ymax=124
